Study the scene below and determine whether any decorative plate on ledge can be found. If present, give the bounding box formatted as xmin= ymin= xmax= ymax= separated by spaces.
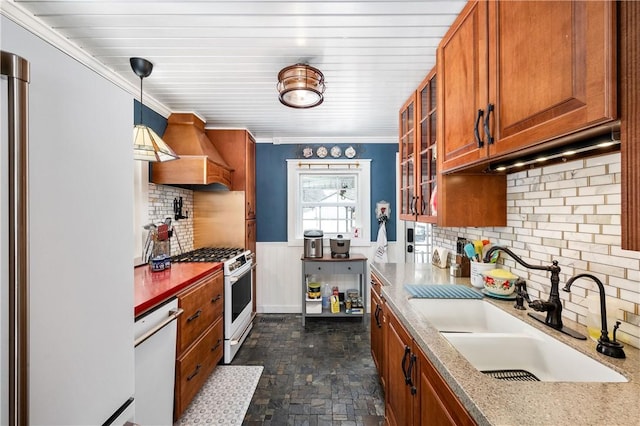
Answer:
xmin=345 ymin=146 xmax=356 ymax=158
xmin=330 ymin=146 xmax=342 ymax=158
xmin=316 ymin=146 xmax=328 ymax=158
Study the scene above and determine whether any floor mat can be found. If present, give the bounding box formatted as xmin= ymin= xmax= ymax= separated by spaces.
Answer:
xmin=177 ymin=365 xmax=263 ymax=425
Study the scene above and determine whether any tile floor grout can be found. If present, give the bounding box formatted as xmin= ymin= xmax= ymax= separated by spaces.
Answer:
xmin=231 ymin=314 xmax=385 ymax=426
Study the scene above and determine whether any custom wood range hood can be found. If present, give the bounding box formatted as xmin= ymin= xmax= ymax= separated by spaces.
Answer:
xmin=151 ymin=113 xmax=233 ymax=187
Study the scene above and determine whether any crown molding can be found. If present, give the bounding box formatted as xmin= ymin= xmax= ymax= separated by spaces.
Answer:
xmin=256 ymin=136 xmax=396 ymax=144
xmin=1 ymin=0 xmax=172 ymax=118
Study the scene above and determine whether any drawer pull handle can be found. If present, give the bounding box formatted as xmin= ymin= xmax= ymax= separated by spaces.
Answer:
xmin=211 ymin=294 xmax=222 ymax=303
xmin=211 ymin=339 xmax=222 ymax=351
xmin=474 ymin=109 xmax=485 ymax=148
xmin=401 ymin=345 xmax=411 ymax=385
xmin=187 ymin=309 xmax=202 ymax=322
xmin=484 ymin=103 xmax=495 ymax=145
xmin=187 ymin=364 xmax=201 ymax=381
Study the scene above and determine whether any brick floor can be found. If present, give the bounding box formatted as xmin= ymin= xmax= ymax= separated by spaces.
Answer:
xmin=232 ymin=314 xmax=385 ymax=425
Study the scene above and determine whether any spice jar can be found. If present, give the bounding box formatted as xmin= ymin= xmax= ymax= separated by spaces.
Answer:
xmin=450 ymin=263 xmax=461 ymax=277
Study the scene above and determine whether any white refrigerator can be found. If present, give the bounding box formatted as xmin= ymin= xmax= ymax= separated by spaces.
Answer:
xmin=2 ymin=16 xmax=135 ymax=425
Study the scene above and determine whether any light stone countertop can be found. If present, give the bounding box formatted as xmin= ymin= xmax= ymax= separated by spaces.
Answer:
xmin=371 ymin=261 xmax=640 ymax=426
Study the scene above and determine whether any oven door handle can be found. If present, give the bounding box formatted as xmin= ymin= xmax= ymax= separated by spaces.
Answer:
xmin=228 ymin=264 xmax=253 ymax=282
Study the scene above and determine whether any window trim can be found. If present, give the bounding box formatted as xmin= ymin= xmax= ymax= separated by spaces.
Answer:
xmin=287 ymin=159 xmax=371 ymax=247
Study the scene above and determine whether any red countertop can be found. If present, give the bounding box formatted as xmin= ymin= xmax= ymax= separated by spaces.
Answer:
xmin=134 ymin=262 xmax=223 ymax=317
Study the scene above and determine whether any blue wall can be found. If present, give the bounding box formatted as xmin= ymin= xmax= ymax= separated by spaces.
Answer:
xmin=255 ymin=143 xmax=397 ymax=242
xmin=135 ymin=100 xmax=398 ymax=243
xmin=134 ymin=100 xmax=167 ymax=135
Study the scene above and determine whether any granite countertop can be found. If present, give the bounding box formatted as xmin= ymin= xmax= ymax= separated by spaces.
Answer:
xmin=134 ymin=262 xmax=223 ymax=318
xmin=371 ymin=262 xmax=640 ymax=426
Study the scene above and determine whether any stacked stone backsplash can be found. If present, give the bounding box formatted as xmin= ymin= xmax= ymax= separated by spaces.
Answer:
xmin=434 ymin=152 xmax=640 ymax=349
xmin=148 ymin=183 xmax=194 ymax=255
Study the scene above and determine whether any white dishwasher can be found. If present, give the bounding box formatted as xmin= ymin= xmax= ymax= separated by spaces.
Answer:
xmin=134 ymin=298 xmax=182 ymax=426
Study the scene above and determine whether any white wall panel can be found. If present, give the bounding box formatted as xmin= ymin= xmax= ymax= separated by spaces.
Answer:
xmin=256 ymin=241 xmax=398 ymax=314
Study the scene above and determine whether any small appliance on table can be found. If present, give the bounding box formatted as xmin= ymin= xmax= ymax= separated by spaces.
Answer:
xmin=330 ymin=234 xmax=351 ymax=258
xmin=303 ymin=229 xmax=324 ymax=258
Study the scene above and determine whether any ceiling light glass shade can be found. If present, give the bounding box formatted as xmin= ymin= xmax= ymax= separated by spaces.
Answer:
xmin=133 ymin=124 xmax=180 ymax=162
xmin=130 ymin=56 xmax=179 ymax=162
xmin=277 ymin=64 xmax=325 ymax=108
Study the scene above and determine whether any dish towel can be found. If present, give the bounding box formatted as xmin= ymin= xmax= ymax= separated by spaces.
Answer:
xmin=374 ymin=221 xmax=388 ymax=263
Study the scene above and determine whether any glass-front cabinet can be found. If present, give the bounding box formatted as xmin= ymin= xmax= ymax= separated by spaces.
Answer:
xmin=417 ymin=69 xmax=437 ymax=222
xmin=399 ymin=67 xmax=437 ymax=223
xmin=399 ymin=93 xmax=417 ymax=221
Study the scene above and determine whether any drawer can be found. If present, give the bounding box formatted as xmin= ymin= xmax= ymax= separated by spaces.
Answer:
xmin=174 ymin=318 xmax=223 ymax=419
xmin=304 ymin=261 xmax=334 ymax=274
xmin=334 ymin=261 xmax=364 ymax=275
xmin=176 ymin=271 xmax=222 ymax=354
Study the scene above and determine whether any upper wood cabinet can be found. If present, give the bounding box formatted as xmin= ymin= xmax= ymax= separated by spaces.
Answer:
xmin=400 ymin=65 xmax=507 ymax=227
xmin=438 ymin=0 xmax=617 ymax=173
xmin=399 ymin=69 xmax=438 ymax=223
xmin=416 ymin=70 xmax=438 ymax=223
xmin=206 ymin=129 xmax=256 ymax=219
xmin=399 ymin=93 xmax=417 ymax=221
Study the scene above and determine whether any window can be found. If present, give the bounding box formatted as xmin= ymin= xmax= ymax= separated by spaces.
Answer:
xmin=287 ymin=159 xmax=371 ymax=246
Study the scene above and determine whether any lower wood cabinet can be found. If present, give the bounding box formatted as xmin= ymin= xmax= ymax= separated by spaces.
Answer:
xmin=385 ymin=310 xmax=416 ymax=426
xmin=416 ymin=345 xmax=475 ymax=426
xmin=174 ymin=270 xmax=224 ymax=420
xmin=370 ymin=284 xmax=385 ymax=391
xmin=175 ymin=317 xmax=224 ymax=417
xmin=384 ymin=307 xmax=476 ymax=426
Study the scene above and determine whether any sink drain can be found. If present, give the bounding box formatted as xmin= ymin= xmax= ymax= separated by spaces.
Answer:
xmin=482 ymin=369 xmax=540 ymax=382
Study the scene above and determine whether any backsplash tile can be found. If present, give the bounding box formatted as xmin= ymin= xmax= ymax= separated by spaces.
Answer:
xmin=148 ymin=183 xmax=194 ymax=255
xmin=434 ymin=152 xmax=640 ymax=349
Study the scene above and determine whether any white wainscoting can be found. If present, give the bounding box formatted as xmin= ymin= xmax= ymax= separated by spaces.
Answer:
xmin=255 ymin=241 xmax=399 ymax=314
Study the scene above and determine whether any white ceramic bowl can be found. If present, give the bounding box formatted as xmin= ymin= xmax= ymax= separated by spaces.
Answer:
xmin=481 ymin=269 xmax=518 ymax=296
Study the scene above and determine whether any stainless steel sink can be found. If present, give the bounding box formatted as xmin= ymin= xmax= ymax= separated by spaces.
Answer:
xmin=408 ymin=298 xmax=627 ymax=383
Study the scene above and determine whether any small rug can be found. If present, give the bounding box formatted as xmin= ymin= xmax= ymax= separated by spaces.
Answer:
xmin=177 ymin=365 xmax=263 ymax=425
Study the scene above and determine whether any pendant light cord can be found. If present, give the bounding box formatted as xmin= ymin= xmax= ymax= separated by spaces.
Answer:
xmin=139 ymin=76 xmax=144 ymax=125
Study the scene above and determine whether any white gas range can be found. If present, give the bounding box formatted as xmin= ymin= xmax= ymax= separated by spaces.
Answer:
xmin=173 ymin=247 xmax=254 ymax=363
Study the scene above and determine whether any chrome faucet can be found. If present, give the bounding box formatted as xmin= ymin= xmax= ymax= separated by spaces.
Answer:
xmin=482 ymin=246 xmax=586 ymax=340
xmin=563 ymin=274 xmax=626 ymax=359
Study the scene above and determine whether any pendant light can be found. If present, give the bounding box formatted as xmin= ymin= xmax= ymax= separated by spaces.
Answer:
xmin=277 ymin=64 xmax=325 ymax=108
xmin=130 ymin=57 xmax=179 ymax=162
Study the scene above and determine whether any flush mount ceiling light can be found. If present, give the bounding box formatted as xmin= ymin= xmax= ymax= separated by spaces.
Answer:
xmin=277 ymin=63 xmax=326 ymax=109
xmin=130 ymin=57 xmax=179 ymax=162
